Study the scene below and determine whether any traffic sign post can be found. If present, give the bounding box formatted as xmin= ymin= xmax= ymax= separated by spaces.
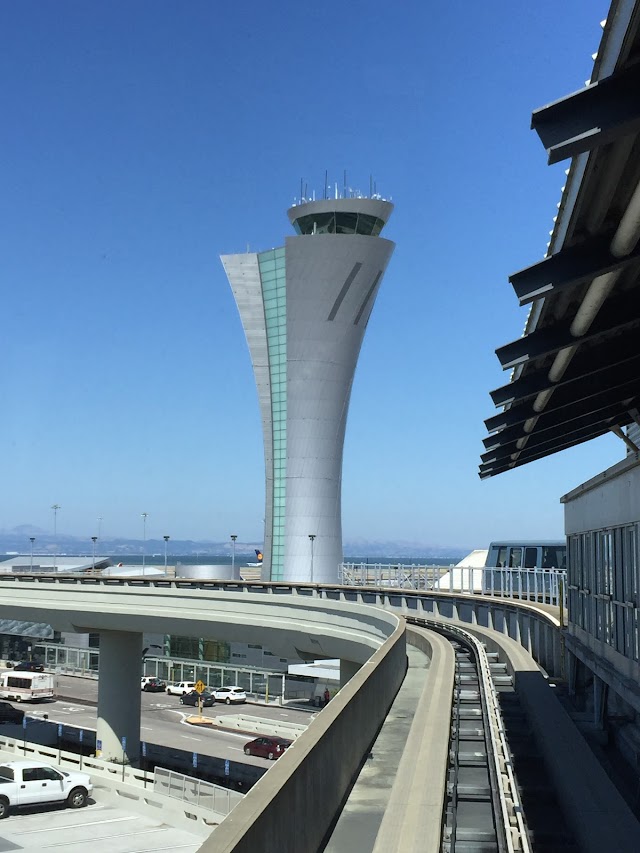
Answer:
xmin=194 ymin=680 xmax=206 ymax=718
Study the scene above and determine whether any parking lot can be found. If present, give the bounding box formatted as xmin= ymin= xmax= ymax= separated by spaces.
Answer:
xmin=0 ymin=793 xmax=205 ymax=852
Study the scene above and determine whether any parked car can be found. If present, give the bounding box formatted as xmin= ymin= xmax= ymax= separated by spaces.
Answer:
xmin=11 ymin=662 xmax=45 ymax=673
xmin=140 ymin=677 xmax=167 ymax=692
xmin=180 ymin=690 xmax=214 ymax=707
xmin=243 ymin=736 xmax=291 ymax=760
xmin=166 ymin=681 xmax=196 ymax=696
xmin=213 ymin=686 xmax=247 ymax=705
xmin=0 ymin=703 xmax=24 ymax=725
xmin=0 ymin=760 xmax=92 ymax=818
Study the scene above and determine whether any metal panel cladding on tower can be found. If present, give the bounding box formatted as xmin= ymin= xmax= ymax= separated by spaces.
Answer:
xmin=221 ymin=195 xmax=395 ymax=583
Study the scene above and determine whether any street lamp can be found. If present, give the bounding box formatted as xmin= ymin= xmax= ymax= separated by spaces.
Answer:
xmin=29 ymin=537 xmax=35 ymax=572
xmin=141 ymin=512 xmax=148 ymax=575
xmin=91 ymin=536 xmax=98 ymax=573
xmin=163 ymin=535 xmax=170 ymax=573
xmin=230 ymin=534 xmax=238 ymax=579
xmin=308 ymin=534 xmax=316 ymax=584
xmin=51 ymin=504 xmax=61 ymax=570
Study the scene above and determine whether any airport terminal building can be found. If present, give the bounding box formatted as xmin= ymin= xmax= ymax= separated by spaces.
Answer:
xmin=222 ymin=196 xmax=395 ymax=583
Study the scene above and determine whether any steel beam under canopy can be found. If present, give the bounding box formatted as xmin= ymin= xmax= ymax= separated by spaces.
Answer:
xmin=531 ymin=63 xmax=640 ymax=164
xmin=489 ymin=341 xmax=640 ymax=409
xmin=483 ymin=379 xmax=640 ymax=449
xmin=479 ymin=412 xmax=635 ymax=478
xmin=481 ymin=396 xmax=639 ymax=464
xmin=495 ymin=290 xmax=640 ymax=370
xmin=509 ymin=234 xmax=640 ymax=305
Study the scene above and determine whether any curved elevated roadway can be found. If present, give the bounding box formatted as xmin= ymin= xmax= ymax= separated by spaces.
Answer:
xmin=0 ymin=576 xmax=638 ymax=852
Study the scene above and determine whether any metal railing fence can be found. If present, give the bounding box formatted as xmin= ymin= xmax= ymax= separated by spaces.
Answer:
xmin=339 ymin=563 xmax=567 ymax=608
xmin=154 ymin=766 xmax=243 ymax=815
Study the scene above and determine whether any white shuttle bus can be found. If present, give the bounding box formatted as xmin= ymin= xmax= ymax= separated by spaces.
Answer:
xmin=0 ymin=672 xmax=55 ymax=702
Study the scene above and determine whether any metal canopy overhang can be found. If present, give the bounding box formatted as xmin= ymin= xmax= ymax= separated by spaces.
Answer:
xmin=479 ymin=410 xmax=635 ymax=478
xmin=531 ymin=61 xmax=640 ymax=164
xmin=481 ymin=396 xmax=639 ymax=464
xmin=481 ymin=8 xmax=640 ymax=479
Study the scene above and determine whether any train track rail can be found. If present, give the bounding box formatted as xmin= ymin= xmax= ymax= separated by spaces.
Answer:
xmin=409 ymin=618 xmax=580 ymax=853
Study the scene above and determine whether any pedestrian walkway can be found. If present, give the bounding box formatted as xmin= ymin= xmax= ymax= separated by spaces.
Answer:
xmin=323 ymin=644 xmax=430 ymax=852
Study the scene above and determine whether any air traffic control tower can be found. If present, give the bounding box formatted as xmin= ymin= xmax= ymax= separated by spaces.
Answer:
xmin=221 ymin=194 xmax=395 ymax=583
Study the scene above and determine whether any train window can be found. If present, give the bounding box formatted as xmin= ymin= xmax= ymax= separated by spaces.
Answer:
xmin=524 ymin=547 xmax=538 ymax=568
xmin=542 ymin=546 xmax=565 ymax=569
xmin=509 ymin=548 xmax=523 ymax=568
xmin=495 ymin=547 xmax=508 ymax=568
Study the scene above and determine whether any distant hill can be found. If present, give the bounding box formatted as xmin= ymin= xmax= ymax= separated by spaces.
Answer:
xmin=0 ymin=527 xmax=471 ymax=560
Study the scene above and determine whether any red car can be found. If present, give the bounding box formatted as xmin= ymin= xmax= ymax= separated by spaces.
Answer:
xmin=243 ymin=736 xmax=292 ymax=760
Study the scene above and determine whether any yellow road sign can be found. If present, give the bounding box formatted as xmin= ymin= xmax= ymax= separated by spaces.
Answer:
xmin=194 ymin=680 xmax=206 ymax=694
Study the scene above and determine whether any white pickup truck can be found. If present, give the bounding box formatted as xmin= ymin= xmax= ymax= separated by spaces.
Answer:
xmin=0 ymin=760 xmax=92 ymax=818
xmin=166 ymin=681 xmax=197 ymax=696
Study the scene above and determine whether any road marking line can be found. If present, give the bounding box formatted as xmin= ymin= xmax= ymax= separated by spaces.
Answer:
xmin=180 ymin=735 xmax=202 ymax=741
xmin=21 ymin=815 xmax=136 ymax=832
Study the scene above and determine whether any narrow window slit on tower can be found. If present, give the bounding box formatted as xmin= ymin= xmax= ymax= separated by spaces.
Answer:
xmin=327 ymin=262 xmax=362 ymax=321
xmin=354 ymin=271 xmax=382 ymax=325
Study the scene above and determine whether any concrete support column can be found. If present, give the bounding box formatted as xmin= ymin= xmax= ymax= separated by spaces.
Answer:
xmin=340 ymin=659 xmax=361 ymax=689
xmin=97 ymin=630 xmax=142 ymax=763
xmin=567 ymin=650 xmax=577 ymax=696
xmin=593 ymin=674 xmax=607 ymax=729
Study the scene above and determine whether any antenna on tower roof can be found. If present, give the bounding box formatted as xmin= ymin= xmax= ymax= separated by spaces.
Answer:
xmin=300 ymin=178 xmax=303 ymax=203
xmin=369 ymin=174 xmax=373 ymax=198
xmin=324 ymin=170 xmax=328 ymax=200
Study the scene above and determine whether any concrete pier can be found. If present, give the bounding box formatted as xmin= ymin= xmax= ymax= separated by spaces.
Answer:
xmin=96 ymin=630 xmax=142 ymax=763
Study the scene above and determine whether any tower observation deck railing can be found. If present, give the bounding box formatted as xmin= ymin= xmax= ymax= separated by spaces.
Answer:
xmin=339 ymin=563 xmax=567 ymax=609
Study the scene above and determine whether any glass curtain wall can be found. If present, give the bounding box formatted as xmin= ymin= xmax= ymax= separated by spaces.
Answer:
xmin=258 ymin=248 xmax=286 ymax=579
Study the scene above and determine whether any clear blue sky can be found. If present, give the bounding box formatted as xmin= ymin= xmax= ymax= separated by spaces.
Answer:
xmin=1 ymin=1 xmax=619 ymax=548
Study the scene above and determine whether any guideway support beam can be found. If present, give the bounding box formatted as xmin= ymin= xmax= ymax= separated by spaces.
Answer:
xmin=96 ymin=630 xmax=142 ymax=763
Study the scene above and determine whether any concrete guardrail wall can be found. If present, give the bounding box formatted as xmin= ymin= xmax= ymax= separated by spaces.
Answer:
xmin=372 ymin=625 xmax=455 ymax=853
xmin=200 ymin=613 xmax=406 ymax=853
xmin=210 ymin=714 xmax=307 ymax=739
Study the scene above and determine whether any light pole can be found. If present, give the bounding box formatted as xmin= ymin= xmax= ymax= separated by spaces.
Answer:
xmin=163 ymin=535 xmax=170 ymax=573
xmin=231 ymin=534 xmax=238 ymax=578
xmin=308 ymin=534 xmax=316 ymax=584
xmin=91 ymin=536 xmax=98 ymax=573
xmin=29 ymin=537 xmax=35 ymax=572
xmin=141 ymin=513 xmax=148 ymax=576
xmin=51 ymin=504 xmax=60 ymax=570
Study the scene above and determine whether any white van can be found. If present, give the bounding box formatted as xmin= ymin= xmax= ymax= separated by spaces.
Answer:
xmin=0 ymin=672 xmax=55 ymax=702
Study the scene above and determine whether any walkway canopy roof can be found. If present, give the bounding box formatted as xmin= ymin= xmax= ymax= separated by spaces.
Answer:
xmin=481 ymin=0 xmax=640 ymax=478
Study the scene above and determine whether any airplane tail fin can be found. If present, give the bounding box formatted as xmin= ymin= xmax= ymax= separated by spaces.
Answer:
xmin=255 ymin=550 xmax=263 ymax=563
